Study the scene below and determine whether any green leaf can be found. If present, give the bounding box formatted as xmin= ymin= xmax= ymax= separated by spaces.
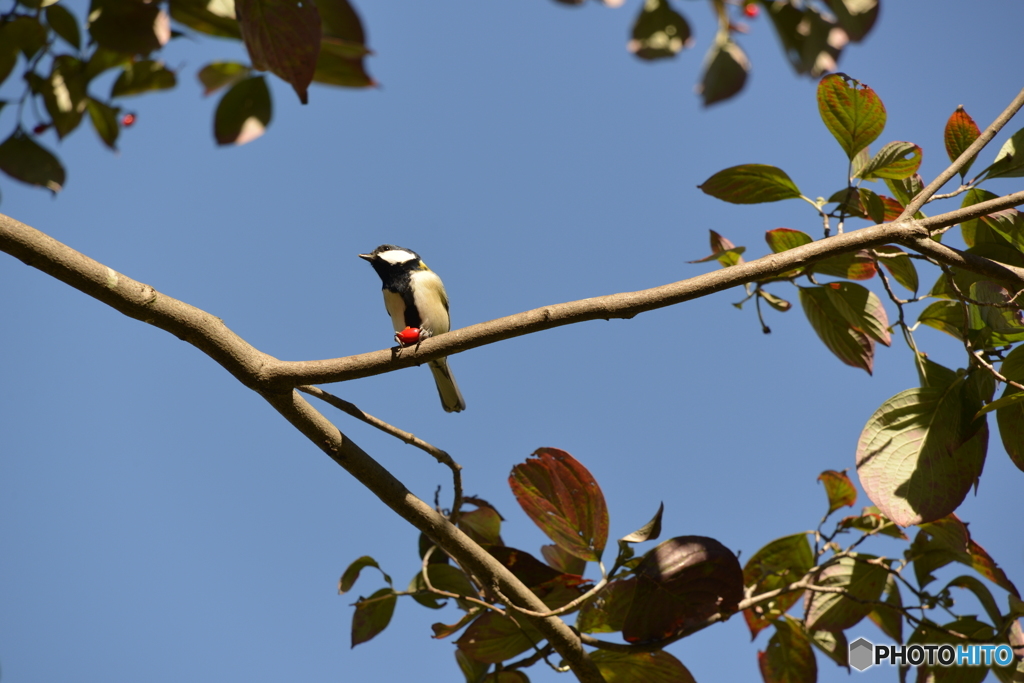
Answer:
xmin=918 ymin=300 xmax=964 ymax=340
xmin=945 ymin=105 xmax=980 ymax=180
xmin=2 ymin=16 xmax=48 ymax=58
xmin=688 ymin=230 xmax=746 ymax=267
xmin=874 ymin=246 xmax=918 ymax=293
xmin=910 ymin=617 xmax=994 ymax=683
xmin=945 ymin=575 xmax=1004 ymax=627
xmin=198 ymin=61 xmax=251 ymax=96
xmin=817 ymin=73 xmax=886 ymax=160
xmin=111 ymin=60 xmax=177 ymax=97
xmin=799 ymin=282 xmax=890 ymax=373
xmin=698 ymin=164 xmax=801 ymax=204
xmin=805 ymin=554 xmax=889 ymax=631
xmin=456 ymin=611 xmax=542 ymax=664
xmin=856 ymin=141 xmax=922 ymax=180
xmin=592 ymin=649 xmax=697 ymax=683
xmin=46 ymin=4 xmax=82 ymax=49
xmin=855 ymin=377 xmax=988 ymax=526
xmin=508 ymin=448 xmax=609 ymax=563
xmin=979 ymin=207 xmax=1024 ymax=252
xmin=576 ymin=578 xmax=636 ymax=634
xmin=312 ymin=37 xmax=375 ymax=87
xmin=235 ymin=0 xmax=321 ymax=103
xmin=915 ymin=515 xmax=1019 ymax=595
xmin=836 ymin=506 xmax=908 ymax=540
xmin=758 ymin=619 xmax=817 ymax=683
xmin=84 ymin=47 xmax=131 ymax=82
xmin=338 ymin=555 xmax=391 ymax=594
xmin=455 ymin=649 xmax=490 ymax=683
xmin=808 ymin=625 xmax=849 ymax=669
xmin=0 ymin=129 xmax=65 ymax=193
xmin=214 ymin=75 xmax=272 ymax=146
xmin=818 ymin=469 xmax=856 ymax=515
xmin=742 ymin=533 xmax=813 ymax=638
xmin=87 ymin=0 xmax=170 ymax=55
xmin=457 ymin=499 xmax=504 ymax=547
xmin=883 ymin=174 xmax=926 ymax=219
xmin=916 ymin=356 xmax=957 ymax=391
xmin=698 ymin=38 xmax=748 ymax=107
xmin=762 ymin=2 xmax=842 ymax=77
xmin=981 ymin=127 xmax=1024 ymax=180
xmin=168 ymin=0 xmax=242 ymax=38
xmin=811 ymin=249 xmax=877 ymax=280
xmin=758 ymin=289 xmax=792 ymax=312
xmin=765 ymin=227 xmax=812 ymax=253
xmin=85 ymin=97 xmax=121 ymax=149
xmin=968 ymin=281 xmax=1024 ymax=334
xmin=619 ymin=502 xmax=664 ymax=546
xmin=995 ymin=345 xmax=1024 ymax=472
xmin=628 ymin=0 xmax=692 ymax=60
xmin=867 ymin=572 xmax=903 ymax=643
xmin=408 ymin=564 xmax=479 ymax=609
xmin=623 ymin=536 xmax=743 ymax=643
xmin=350 ymin=587 xmax=397 ymax=647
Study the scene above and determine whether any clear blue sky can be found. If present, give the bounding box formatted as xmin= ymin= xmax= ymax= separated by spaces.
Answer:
xmin=1 ymin=1 xmax=1022 ymax=681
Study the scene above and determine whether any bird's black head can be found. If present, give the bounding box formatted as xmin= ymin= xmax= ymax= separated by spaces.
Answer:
xmin=359 ymin=245 xmax=424 ymax=281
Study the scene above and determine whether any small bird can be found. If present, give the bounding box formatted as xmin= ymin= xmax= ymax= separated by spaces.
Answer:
xmin=359 ymin=245 xmax=466 ymax=413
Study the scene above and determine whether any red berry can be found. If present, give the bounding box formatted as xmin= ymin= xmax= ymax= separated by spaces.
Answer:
xmin=395 ymin=327 xmax=421 ymax=346
xmin=743 ymin=3 xmax=759 ymax=17
xmin=32 ymin=123 xmax=50 ymax=135
xmin=121 ymin=113 xmax=136 ymax=127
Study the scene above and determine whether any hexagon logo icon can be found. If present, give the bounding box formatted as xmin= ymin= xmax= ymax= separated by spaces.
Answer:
xmin=849 ymin=637 xmax=874 ymax=671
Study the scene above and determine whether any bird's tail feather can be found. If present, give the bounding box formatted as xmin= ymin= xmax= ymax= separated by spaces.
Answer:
xmin=428 ymin=358 xmax=466 ymax=413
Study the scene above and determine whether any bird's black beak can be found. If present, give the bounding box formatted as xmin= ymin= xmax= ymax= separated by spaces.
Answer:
xmin=358 ymin=253 xmax=373 ymax=261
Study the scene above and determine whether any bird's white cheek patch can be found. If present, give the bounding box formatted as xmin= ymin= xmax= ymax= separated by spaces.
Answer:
xmin=378 ymin=249 xmax=418 ymax=265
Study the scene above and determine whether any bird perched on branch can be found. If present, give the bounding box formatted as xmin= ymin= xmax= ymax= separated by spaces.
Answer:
xmin=359 ymin=244 xmax=466 ymax=413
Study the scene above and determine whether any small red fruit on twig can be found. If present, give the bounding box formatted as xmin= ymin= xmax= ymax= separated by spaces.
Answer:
xmin=121 ymin=113 xmax=136 ymax=127
xmin=743 ymin=3 xmax=759 ymax=17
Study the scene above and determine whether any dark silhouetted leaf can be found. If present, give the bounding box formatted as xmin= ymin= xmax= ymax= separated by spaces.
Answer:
xmin=41 ymin=55 xmax=87 ymax=139
xmin=742 ymin=533 xmax=813 ymax=638
xmin=805 ymin=554 xmax=889 ymax=631
xmin=338 ymin=555 xmax=391 ymax=594
xmin=817 ymin=73 xmax=886 ymax=160
xmin=856 ymin=141 xmax=922 ymax=180
xmin=456 ymin=611 xmax=541 ymax=664
xmin=84 ymin=47 xmax=131 ymax=82
xmin=765 ymin=227 xmax=812 ymax=253
xmin=313 ymin=38 xmax=375 ymax=87
xmin=911 ymin=618 xmax=995 ymax=683
xmin=995 ymin=345 xmax=1024 ymax=472
xmin=198 ymin=61 xmax=251 ymax=95
xmin=628 ymin=0 xmax=692 ymax=60
xmin=455 ymin=648 xmax=490 ymax=683
xmin=818 ymin=470 xmax=856 ymax=515
xmin=482 ymin=671 xmax=529 ymax=683
xmin=981 ymin=127 xmax=1024 ymax=180
xmin=758 ymin=618 xmax=816 ymax=683
xmin=698 ymin=39 xmax=748 ymax=106
xmin=487 ymin=547 xmax=588 ymax=610
xmin=576 ymin=578 xmax=635 ymax=634
xmin=592 ymin=649 xmax=696 ymax=683
xmin=214 ymin=75 xmax=272 ymax=145
xmin=623 ymin=536 xmax=743 ymax=643
xmin=236 ymin=0 xmax=321 ymax=103
xmin=86 ymin=97 xmax=121 ymax=149
xmin=0 ymin=130 xmax=65 ymax=193
xmin=763 ymin=1 xmax=842 ymax=76
xmin=945 ymin=106 xmax=980 ymax=180
xmin=351 ymin=587 xmax=396 ymax=647
xmin=867 ymin=572 xmax=903 ymax=642
xmin=111 ymin=60 xmax=177 ymax=97
xmin=856 ymin=377 xmax=988 ymax=526
xmin=88 ymin=0 xmax=170 ymax=55
xmin=809 ymin=627 xmax=849 ymax=669
xmin=874 ymin=246 xmax=918 ymax=293
xmin=46 ymin=4 xmax=81 ymax=49
xmin=509 ymin=448 xmax=609 ymax=562
xmin=822 ymin=0 xmax=878 ymax=41
xmin=699 ymin=164 xmax=801 ymax=204
xmin=2 ymin=16 xmax=48 ymax=58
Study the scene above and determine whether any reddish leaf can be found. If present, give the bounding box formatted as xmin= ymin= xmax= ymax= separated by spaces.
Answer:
xmin=856 ymin=379 xmax=988 ymax=526
xmin=805 ymin=554 xmax=889 ymax=631
xmin=509 ymin=448 xmax=609 ymax=562
xmin=689 ymin=230 xmax=746 ymax=267
xmin=592 ymin=649 xmax=697 ymax=683
xmin=817 ymin=73 xmax=886 ymax=160
xmin=818 ymin=470 xmax=857 ymax=515
xmin=456 ymin=611 xmax=541 ymax=664
xmin=236 ymin=0 xmax=321 ymax=104
xmin=759 ymin=619 xmax=817 ymax=683
xmin=458 ymin=504 xmax=504 ymax=546
xmin=811 ymin=249 xmax=877 ymax=280
xmin=351 ymin=587 xmax=397 ymax=647
xmin=743 ymin=533 xmax=814 ymax=638
xmin=541 ymin=544 xmax=587 ymax=576
xmin=945 ymin=106 xmax=981 ymax=179
xmin=699 ymin=164 xmax=801 ymax=204
xmin=878 ymin=195 xmax=903 ymax=221
xmin=455 ymin=648 xmax=490 ymax=682
xmin=623 ymin=536 xmax=743 ymax=643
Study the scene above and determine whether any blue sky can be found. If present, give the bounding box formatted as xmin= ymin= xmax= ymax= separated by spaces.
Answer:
xmin=1 ymin=1 xmax=1022 ymax=681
